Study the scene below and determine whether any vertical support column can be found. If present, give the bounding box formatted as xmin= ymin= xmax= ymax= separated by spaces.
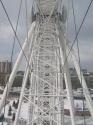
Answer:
xmin=13 ymin=65 xmax=30 ymax=125
xmin=28 ymin=72 xmax=34 ymax=125
xmin=0 ymin=22 xmax=36 ymax=114
xmin=13 ymin=28 xmax=35 ymax=125
xmin=67 ymin=46 xmax=93 ymax=117
xmin=58 ymin=30 xmax=75 ymax=125
xmin=59 ymin=66 xmax=64 ymax=125
xmin=56 ymin=46 xmax=64 ymax=125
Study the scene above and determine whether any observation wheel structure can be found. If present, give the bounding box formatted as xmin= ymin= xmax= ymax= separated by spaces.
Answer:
xmin=28 ymin=1 xmax=65 ymax=125
xmin=0 ymin=0 xmax=93 ymax=125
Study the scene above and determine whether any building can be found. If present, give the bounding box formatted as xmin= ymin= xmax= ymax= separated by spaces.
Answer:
xmin=0 ymin=61 xmax=29 ymax=89
xmin=0 ymin=61 xmax=12 ymax=86
xmin=0 ymin=61 xmax=12 ymax=73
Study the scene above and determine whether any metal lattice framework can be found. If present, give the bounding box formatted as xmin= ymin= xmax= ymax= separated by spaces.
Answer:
xmin=0 ymin=0 xmax=93 ymax=125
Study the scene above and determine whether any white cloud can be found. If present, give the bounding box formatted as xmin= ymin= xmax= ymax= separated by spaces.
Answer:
xmin=0 ymin=0 xmax=93 ymax=71
xmin=80 ymin=43 xmax=93 ymax=62
xmin=0 ymin=53 xmax=10 ymax=61
xmin=0 ymin=24 xmax=13 ymax=42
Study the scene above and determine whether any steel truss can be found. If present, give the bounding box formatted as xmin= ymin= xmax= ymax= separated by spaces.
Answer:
xmin=0 ymin=0 xmax=93 ymax=125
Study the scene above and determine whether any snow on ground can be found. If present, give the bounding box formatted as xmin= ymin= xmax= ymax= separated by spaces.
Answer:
xmin=0 ymin=98 xmax=28 ymax=124
xmin=75 ymin=117 xmax=93 ymax=124
xmin=0 ymin=122 xmax=8 ymax=125
xmin=0 ymin=94 xmax=93 ymax=124
xmin=19 ymin=102 xmax=29 ymax=120
xmin=1 ymin=99 xmax=29 ymax=120
xmin=64 ymin=99 xmax=88 ymax=111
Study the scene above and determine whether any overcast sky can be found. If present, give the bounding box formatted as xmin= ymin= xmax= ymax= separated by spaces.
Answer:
xmin=0 ymin=0 xmax=93 ymax=72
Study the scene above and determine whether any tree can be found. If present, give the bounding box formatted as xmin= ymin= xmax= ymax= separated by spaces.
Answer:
xmin=8 ymin=105 xmax=12 ymax=116
xmin=12 ymin=113 xmax=15 ymax=121
xmin=12 ymin=100 xmax=15 ymax=107
xmin=0 ymin=113 xmax=4 ymax=122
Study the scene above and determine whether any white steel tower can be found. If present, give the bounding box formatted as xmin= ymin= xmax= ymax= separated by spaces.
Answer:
xmin=0 ymin=0 xmax=93 ymax=125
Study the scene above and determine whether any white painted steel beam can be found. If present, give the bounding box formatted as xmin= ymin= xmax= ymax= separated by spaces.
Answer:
xmin=13 ymin=35 xmax=35 ymax=125
xmin=24 ymin=96 xmax=61 ymax=125
xmin=14 ymin=65 xmax=30 ymax=125
xmin=58 ymin=27 xmax=75 ymax=125
xmin=67 ymin=45 xmax=93 ymax=118
xmin=28 ymin=72 xmax=34 ymax=125
xmin=0 ymin=22 xmax=36 ymax=114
